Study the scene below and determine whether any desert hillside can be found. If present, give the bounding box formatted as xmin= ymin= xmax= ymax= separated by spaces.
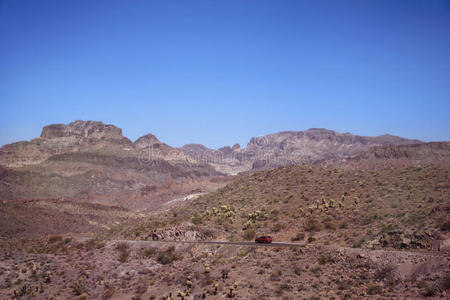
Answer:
xmin=1 ymin=163 xmax=448 ymax=299
xmin=0 ymin=121 xmax=220 ymax=206
xmin=1 ymin=122 xmax=449 ymax=299
xmin=181 ymin=128 xmax=422 ymax=174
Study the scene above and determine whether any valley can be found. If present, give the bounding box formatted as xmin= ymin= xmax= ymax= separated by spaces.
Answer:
xmin=0 ymin=121 xmax=449 ymax=299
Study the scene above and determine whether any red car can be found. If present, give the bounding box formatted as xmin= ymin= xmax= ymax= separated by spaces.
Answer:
xmin=255 ymin=236 xmax=272 ymax=243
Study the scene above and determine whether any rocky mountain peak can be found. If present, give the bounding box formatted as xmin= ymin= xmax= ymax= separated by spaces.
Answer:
xmin=40 ymin=120 xmax=127 ymax=143
xmin=133 ymin=134 xmax=162 ymax=149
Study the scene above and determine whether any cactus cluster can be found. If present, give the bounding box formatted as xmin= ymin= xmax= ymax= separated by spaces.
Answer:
xmin=185 ymin=277 xmax=192 ymax=288
xmin=44 ymin=271 xmax=51 ymax=283
xmin=206 ymin=204 xmax=236 ymax=222
xmin=242 ymin=219 xmax=253 ymax=230
xmin=307 ymin=194 xmax=359 ymax=214
xmin=243 ymin=210 xmax=268 ymax=229
xmin=204 ymin=263 xmax=210 ymax=274
xmin=227 ymin=282 xmax=238 ymax=298
xmin=177 ymin=288 xmax=191 ymax=299
xmin=247 ymin=210 xmax=261 ymax=221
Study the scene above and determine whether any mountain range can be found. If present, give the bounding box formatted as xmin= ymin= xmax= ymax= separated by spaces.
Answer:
xmin=1 ymin=120 xmax=448 ymax=206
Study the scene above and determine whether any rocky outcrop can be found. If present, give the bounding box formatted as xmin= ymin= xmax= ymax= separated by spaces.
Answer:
xmin=146 ymin=223 xmax=204 ymax=241
xmin=0 ymin=121 xmax=133 ymax=168
xmin=40 ymin=120 xmax=129 ymax=144
xmin=134 ymin=134 xmax=193 ymax=163
xmin=180 ymin=128 xmax=424 ymax=174
xmin=0 ymin=121 xmax=220 ymax=202
xmin=333 ymin=142 xmax=450 ymax=169
xmin=366 ymin=230 xmax=434 ymax=250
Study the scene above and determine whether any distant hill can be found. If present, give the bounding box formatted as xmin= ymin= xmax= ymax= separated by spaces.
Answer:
xmin=2 ymin=121 xmax=442 ymax=205
xmin=330 ymin=141 xmax=450 ymax=169
xmin=0 ymin=121 xmax=219 ymax=202
xmin=180 ymin=128 xmax=423 ymax=174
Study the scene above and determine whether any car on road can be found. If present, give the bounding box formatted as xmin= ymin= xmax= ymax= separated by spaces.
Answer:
xmin=255 ymin=236 xmax=272 ymax=243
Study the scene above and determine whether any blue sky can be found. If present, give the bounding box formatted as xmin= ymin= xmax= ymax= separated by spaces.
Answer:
xmin=1 ymin=0 xmax=449 ymax=148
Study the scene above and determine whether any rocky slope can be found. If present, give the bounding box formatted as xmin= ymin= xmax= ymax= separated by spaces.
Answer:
xmin=181 ymin=128 xmax=422 ymax=174
xmin=0 ymin=152 xmax=449 ymax=299
xmin=335 ymin=141 xmax=450 ymax=169
xmin=0 ymin=121 xmax=219 ymax=204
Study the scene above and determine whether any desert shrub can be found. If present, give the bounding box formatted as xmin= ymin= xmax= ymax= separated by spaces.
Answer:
xmin=310 ymin=266 xmax=321 ymax=275
xmin=440 ymin=220 xmax=450 ymax=231
xmin=102 ymin=289 xmax=114 ymax=300
xmin=324 ymin=221 xmax=336 ymax=230
xmin=307 ymin=236 xmax=316 ymax=243
xmin=272 ymin=222 xmax=285 ymax=232
xmin=336 ymin=280 xmax=351 ymax=290
xmin=304 ymin=217 xmax=321 ymax=232
xmin=142 ymin=247 xmax=156 ymax=258
xmin=115 ymin=242 xmax=130 ymax=263
xmin=339 ymin=221 xmax=348 ymax=229
xmin=191 ymin=213 xmax=203 ymax=225
xmin=101 ymin=283 xmax=115 ymax=300
xmin=351 ymin=238 xmax=365 ymax=248
xmin=135 ymin=282 xmax=147 ymax=294
xmin=443 ymin=272 xmax=450 ymax=290
xmin=380 ymin=223 xmax=395 ymax=234
xmin=291 ymin=232 xmax=305 ymax=241
xmin=293 ymin=266 xmax=302 ymax=276
xmin=157 ymin=246 xmax=182 ymax=265
xmin=419 ymin=280 xmax=439 ymax=297
xmin=243 ymin=228 xmax=255 ymax=241
xmin=318 ymin=255 xmax=334 ymax=265
xmin=374 ymin=265 xmax=395 ymax=280
xmin=79 ymin=238 xmax=105 ymax=251
xmin=367 ymin=284 xmax=382 ymax=295
xmin=269 ymin=270 xmax=281 ymax=281
xmin=71 ymin=279 xmax=85 ymax=296
xmin=277 ymin=283 xmax=292 ymax=295
xmin=203 ymin=229 xmax=214 ymax=238
xmin=115 ymin=242 xmax=129 ymax=252
xmin=48 ymin=235 xmax=63 ymax=243
xmin=63 ymin=237 xmax=73 ymax=244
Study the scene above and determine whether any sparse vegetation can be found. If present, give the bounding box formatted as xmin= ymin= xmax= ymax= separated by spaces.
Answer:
xmin=243 ymin=228 xmax=255 ymax=240
xmin=115 ymin=242 xmax=130 ymax=263
xmin=157 ymin=246 xmax=182 ymax=265
xmin=0 ymin=164 xmax=448 ymax=299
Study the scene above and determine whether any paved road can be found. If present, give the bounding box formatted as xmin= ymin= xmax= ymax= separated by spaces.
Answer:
xmin=109 ymin=239 xmax=304 ymax=247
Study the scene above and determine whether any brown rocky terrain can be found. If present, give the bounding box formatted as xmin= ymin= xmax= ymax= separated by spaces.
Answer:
xmin=0 ymin=121 xmax=221 ymax=207
xmin=181 ymin=128 xmax=422 ymax=174
xmin=332 ymin=142 xmax=450 ymax=169
xmin=1 ymin=122 xmax=449 ymax=299
xmin=0 ymin=122 xmax=426 ymax=208
xmin=2 ymin=162 xmax=448 ymax=299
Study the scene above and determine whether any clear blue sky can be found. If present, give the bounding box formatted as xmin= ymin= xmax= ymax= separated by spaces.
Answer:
xmin=1 ymin=0 xmax=449 ymax=148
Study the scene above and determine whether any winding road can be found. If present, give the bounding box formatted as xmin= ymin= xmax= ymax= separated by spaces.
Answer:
xmin=107 ymin=239 xmax=304 ymax=247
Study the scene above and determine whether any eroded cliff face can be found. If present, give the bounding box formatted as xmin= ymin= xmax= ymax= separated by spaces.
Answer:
xmin=180 ymin=128 xmax=423 ymax=174
xmin=1 ymin=121 xmax=132 ymax=167
xmin=0 ymin=121 xmax=219 ymax=202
